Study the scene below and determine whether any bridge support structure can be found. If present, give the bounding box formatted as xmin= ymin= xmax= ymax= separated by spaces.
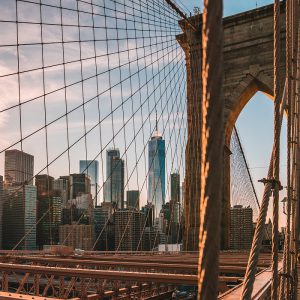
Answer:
xmin=177 ymin=2 xmax=286 ymax=251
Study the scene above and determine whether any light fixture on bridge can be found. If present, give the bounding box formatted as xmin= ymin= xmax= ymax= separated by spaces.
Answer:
xmin=281 ymin=197 xmax=288 ymax=215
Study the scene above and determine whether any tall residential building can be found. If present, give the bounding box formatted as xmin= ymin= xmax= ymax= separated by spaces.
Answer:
xmin=104 ymin=149 xmax=124 ymax=209
xmin=229 ymin=205 xmax=253 ymax=250
xmin=35 ymin=175 xmax=62 ymax=249
xmin=3 ymin=185 xmax=37 ymax=250
xmin=4 ymin=149 xmax=34 ymax=186
xmin=0 ymin=176 xmax=3 ymax=249
xmin=69 ymin=173 xmax=91 ymax=199
xmin=79 ymin=160 xmax=99 ymax=203
xmin=126 ymin=190 xmax=139 ymax=210
xmin=114 ymin=209 xmax=144 ymax=251
xmin=148 ymin=130 xmax=165 ymax=218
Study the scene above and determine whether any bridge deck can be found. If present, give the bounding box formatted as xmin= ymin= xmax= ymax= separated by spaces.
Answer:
xmin=219 ymin=262 xmax=283 ymax=299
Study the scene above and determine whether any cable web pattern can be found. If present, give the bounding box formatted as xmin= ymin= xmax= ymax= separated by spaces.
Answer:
xmin=230 ymin=127 xmax=259 ymax=220
xmin=0 ymin=0 xmax=187 ymax=251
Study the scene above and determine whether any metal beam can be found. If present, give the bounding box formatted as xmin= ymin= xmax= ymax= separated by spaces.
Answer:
xmin=0 ymin=292 xmax=63 ymax=300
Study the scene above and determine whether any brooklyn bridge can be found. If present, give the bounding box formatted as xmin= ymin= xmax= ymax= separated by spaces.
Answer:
xmin=0 ymin=0 xmax=299 ymax=299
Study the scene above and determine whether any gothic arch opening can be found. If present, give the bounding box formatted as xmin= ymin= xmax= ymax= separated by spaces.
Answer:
xmin=225 ymin=75 xmax=273 ymax=147
xmin=229 ymin=89 xmax=288 ymax=241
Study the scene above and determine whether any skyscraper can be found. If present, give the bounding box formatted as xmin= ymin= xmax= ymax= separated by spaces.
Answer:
xmin=53 ymin=177 xmax=69 ymax=208
xmin=94 ymin=205 xmax=114 ymax=251
xmin=35 ymin=175 xmax=62 ymax=248
xmin=148 ymin=130 xmax=165 ymax=219
xmin=4 ymin=149 xmax=34 ymax=186
xmin=104 ymin=149 xmax=124 ymax=209
xmin=79 ymin=160 xmax=99 ymax=203
xmin=3 ymin=185 xmax=37 ymax=250
xmin=69 ymin=173 xmax=91 ymax=199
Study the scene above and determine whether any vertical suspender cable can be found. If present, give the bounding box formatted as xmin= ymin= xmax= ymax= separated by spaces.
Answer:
xmin=294 ymin=6 xmax=300 ymax=295
xmin=197 ymin=0 xmax=224 ymax=298
xmin=272 ymin=0 xmax=281 ymax=299
xmin=285 ymin=0 xmax=292 ymax=297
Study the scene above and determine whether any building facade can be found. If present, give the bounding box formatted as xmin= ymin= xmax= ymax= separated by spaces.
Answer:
xmin=4 ymin=149 xmax=34 ymax=186
xmin=171 ymin=173 xmax=180 ymax=203
xmin=36 ymin=175 xmax=59 ymax=248
xmin=94 ymin=205 xmax=114 ymax=250
xmin=148 ymin=131 xmax=165 ymax=219
xmin=79 ymin=160 xmax=99 ymax=204
xmin=170 ymin=172 xmax=181 ymax=224
xmin=53 ymin=177 xmax=69 ymax=208
xmin=59 ymin=224 xmax=94 ymax=250
xmin=229 ymin=205 xmax=253 ymax=250
xmin=69 ymin=173 xmax=91 ymax=199
xmin=3 ymin=185 xmax=37 ymax=250
xmin=114 ymin=209 xmax=144 ymax=251
xmin=126 ymin=190 xmax=139 ymax=210
xmin=104 ymin=149 xmax=124 ymax=209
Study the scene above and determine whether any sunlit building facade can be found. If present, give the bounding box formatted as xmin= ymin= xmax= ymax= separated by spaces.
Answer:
xmin=4 ymin=149 xmax=34 ymax=186
xmin=230 ymin=205 xmax=253 ymax=250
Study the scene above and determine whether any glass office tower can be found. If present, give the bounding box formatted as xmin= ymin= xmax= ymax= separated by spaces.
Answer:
xmin=79 ymin=160 xmax=99 ymax=203
xmin=104 ymin=149 xmax=124 ymax=209
xmin=3 ymin=185 xmax=37 ymax=250
xmin=148 ymin=131 xmax=165 ymax=219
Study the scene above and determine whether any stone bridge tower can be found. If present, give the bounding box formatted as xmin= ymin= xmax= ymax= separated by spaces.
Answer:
xmin=177 ymin=3 xmax=286 ymax=250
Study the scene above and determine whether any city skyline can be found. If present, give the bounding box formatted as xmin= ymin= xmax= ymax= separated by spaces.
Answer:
xmin=0 ymin=0 xmax=287 ymax=228
xmin=0 ymin=0 xmax=297 ymax=298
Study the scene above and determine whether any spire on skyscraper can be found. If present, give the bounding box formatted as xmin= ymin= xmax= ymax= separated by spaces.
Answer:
xmin=152 ymin=111 xmax=162 ymax=139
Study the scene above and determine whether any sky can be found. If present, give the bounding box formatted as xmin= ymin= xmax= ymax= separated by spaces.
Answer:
xmin=0 ymin=0 xmax=288 ymax=227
